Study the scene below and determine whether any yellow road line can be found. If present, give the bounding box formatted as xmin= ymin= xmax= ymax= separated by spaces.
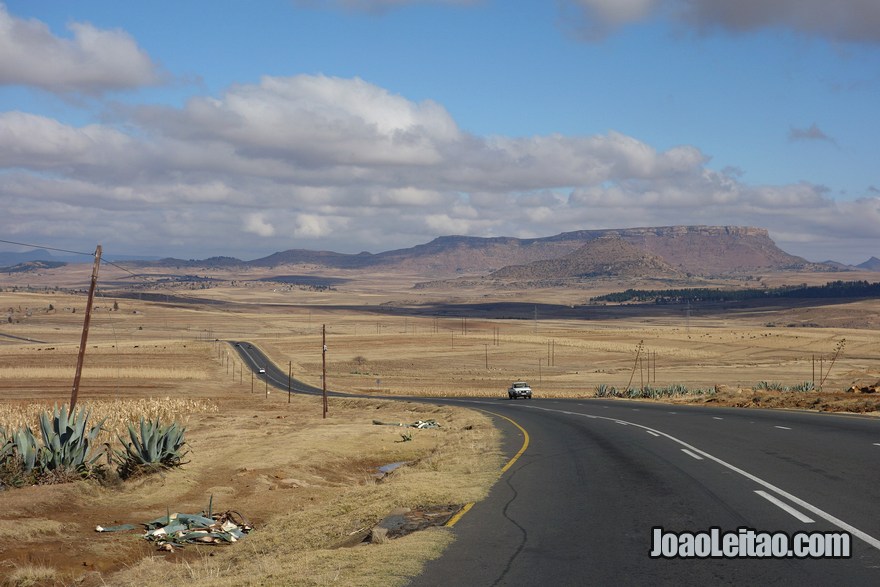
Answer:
xmin=446 ymin=409 xmax=530 ymax=527
xmin=485 ymin=410 xmax=530 ymax=473
xmin=445 ymin=502 xmax=474 ymax=527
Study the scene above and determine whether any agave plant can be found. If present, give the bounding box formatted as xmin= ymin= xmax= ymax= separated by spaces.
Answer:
xmin=113 ymin=416 xmax=189 ymax=479
xmin=37 ymin=404 xmax=106 ymax=475
xmin=0 ymin=426 xmax=11 ymax=462
xmin=0 ymin=426 xmax=44 ymax=474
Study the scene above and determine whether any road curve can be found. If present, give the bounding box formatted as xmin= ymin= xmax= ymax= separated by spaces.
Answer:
xmin=409 ymin=398 xmax=880 ymax=585
xmin=229 ymin=340 xmax=326 ymax=395
xmin=227 ymin=342 xmax=880 ymax=584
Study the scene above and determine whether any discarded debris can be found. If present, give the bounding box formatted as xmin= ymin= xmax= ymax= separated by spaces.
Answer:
xmin=374 ymin=504 xmax=463 ymax=539
xmin=95 ymin=524 xmax=139 ymax=533
xmin=412 ymin=419 xmax=441 ymax=429
xmin=333 ymin=504 xmax=465 ymax=547
xmin=372 ymin=419 xmax=441 ymax=429
xmin=847 ymin=382 xmax=880 ymax=394
xmin=373 ymin=461 xmax=410 ymax=480
xmin=97 ymin=510 xmax=253 ymax=550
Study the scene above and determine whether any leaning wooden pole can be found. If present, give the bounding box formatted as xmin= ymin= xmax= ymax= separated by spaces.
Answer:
xmin=322 ymin=324 xmax=328 ymax=418
xmin=70 ymin=245 xmax=102 ymax=412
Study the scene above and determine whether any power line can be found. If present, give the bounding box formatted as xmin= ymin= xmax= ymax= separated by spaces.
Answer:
xmin=0 ymin=238 xmax=93 ymax=257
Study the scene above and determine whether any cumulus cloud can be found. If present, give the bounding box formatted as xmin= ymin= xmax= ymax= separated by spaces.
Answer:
xmin=0 ymin=3 xmax=163 ymax=94
xmin=244 ymin=213 xmax=276 ymax=237
xmin=1 ymin=73 xmax=877 ymax=262
xmin=137 ymin=75 xmax=461 ymax=168
xmin=568 ymin=0 xmax=880 ymax=43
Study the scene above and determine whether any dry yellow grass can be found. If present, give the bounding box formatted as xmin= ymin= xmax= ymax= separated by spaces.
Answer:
xmin=4 ymin=564 xmax=58 ymax=587
xmin=1 ymin=269 xmax=879 ymax=583
xmin=0 ymin=397 xmax=218 ymax=443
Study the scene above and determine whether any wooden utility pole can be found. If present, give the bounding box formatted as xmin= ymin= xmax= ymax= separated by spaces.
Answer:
xmin=70 ymin=245 xmax=102 ymax=412
xmin=322 ymin=324 xmax=328 ymax=418
xmin=626 ymin=340 xmax=644 ymax=392
xmin=288 ymin=361 xmax=292 ymax=404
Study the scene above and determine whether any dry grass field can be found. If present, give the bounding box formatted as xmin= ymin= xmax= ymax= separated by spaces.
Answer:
xmin=1 ymin=263 xmax=879 ymax=585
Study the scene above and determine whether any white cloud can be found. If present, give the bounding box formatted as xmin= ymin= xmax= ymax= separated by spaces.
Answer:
xmin=141 ymin=75 xmax=461 ymax=168
xmin=0 ymin=3 xmax=163 ymax=94
xmin=0 ymin=73 xmax=877 ymax=262
xmin=244 ymin=213 xmax=276 ymax=237
xmin=0 ymin=111 xmax=135 ymax=168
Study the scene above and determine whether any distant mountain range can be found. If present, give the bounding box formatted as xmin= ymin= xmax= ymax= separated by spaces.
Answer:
xmin=0 ymin=249 xmax=157 ymax=267
xmin=857 ymin=256 xmax=880 ymax=271
xmin=151 ymin=225 xmax=861 ymax=278
xmin=4 ymin=226 xmax=878 ymax=278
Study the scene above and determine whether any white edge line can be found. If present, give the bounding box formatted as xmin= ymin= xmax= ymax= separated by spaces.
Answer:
xmin=755 ymin=490 xmax=815 ymax=524
xmin=681 ymin=448 xmax=704 ymax=460
xmin=564 ymin=407 xmax=880 ymax=552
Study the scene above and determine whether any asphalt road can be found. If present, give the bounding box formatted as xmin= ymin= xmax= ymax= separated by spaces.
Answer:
xmin=228 ymin=341 xmax=880 ymax=585
xmin=410 ymin=398 xmax=880 ymax=586
xmin=230 ymin=340 xmax=325 ymax=395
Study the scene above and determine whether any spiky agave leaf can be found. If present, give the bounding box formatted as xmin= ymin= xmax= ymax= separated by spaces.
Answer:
xmin=113 ymin=416 xmax=190 ymax=479
xmin=12 ymin=427 xmax=41 ymax=473
xmin=37 ymin=404 xmax=106 ymax=474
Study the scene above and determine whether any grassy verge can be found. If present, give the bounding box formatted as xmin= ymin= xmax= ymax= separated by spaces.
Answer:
xmin=0 ymin=396 xmax=503 ymax=586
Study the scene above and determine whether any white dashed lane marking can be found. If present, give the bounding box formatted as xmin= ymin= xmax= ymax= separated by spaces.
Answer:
xmin=755 ymin=490 xmax=815 ymax=523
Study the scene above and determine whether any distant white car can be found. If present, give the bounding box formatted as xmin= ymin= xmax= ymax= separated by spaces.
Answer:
xmin=258 ymin=367 xmax=266 ymax=374
xmin=508 ymin=381 xmax=532 ymax=400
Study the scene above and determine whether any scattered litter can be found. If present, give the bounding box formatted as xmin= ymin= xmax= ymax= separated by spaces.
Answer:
xmin=372 ymin=419 xmax=441 ymax=429
xmin=333 ymin=504 xmax=464 ymax=547
xmin=375 ymin=504 xmax=463 ymax=538
xmin=373 ymin=461 xmax=410 ymax=480
xmin=412 ymin=420 xmax=441 ymax=429
xmin=95 ymin=524 xmax=138 ymax=533
xmin=97 ymin=510 xmax=252 ymax=550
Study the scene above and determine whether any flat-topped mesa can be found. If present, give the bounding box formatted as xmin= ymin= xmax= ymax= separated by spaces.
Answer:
xmin=396 ymin=225 xmax=804 ymax=276
xmin=555 ymin=225 xmax=770 ymax=241
xmin=135 ymin=225 xmax=825 ymax=278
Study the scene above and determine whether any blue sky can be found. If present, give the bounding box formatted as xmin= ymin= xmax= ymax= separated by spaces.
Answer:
xmin=1 ymin=0 xmax=878 ymax=263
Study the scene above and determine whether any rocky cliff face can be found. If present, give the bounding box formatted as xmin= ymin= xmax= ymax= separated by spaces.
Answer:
xmin=608 ymin=226 xmax=807 ymax=275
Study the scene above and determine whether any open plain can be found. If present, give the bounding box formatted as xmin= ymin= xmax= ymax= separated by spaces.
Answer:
xmin=1 ymin=262 xmax=879 ymax=585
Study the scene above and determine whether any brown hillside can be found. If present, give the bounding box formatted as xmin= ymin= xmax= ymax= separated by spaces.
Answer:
xmin=143 ymin=225 xmax=829 ymax=278
xmin=489 ymin=235 xmax=683 ymax=280
xmin=610 ymin=226 xmax=817 ymax=275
